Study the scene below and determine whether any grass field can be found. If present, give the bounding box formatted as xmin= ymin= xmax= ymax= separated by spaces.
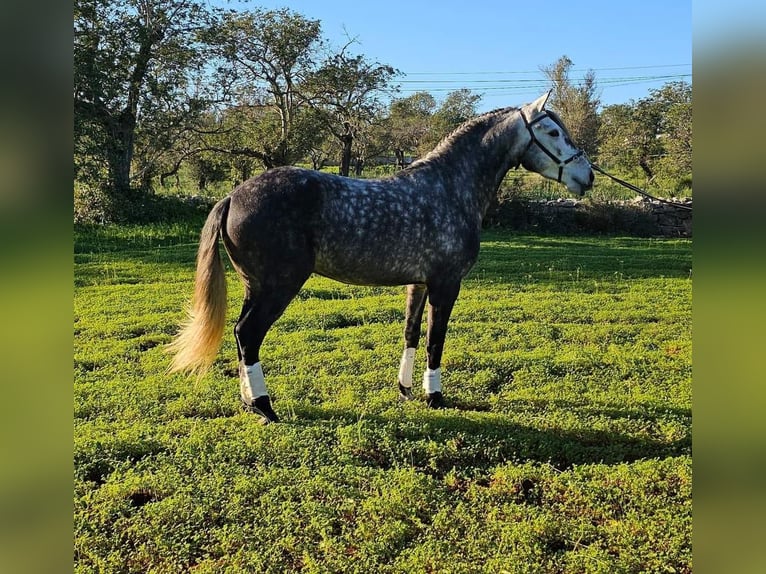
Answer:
xmin=74 ymin=221 xmax=691 ymax=573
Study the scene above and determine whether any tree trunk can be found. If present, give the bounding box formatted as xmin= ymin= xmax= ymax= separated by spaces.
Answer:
xmin=106 ymin=111 xmax=136 ymax=197
xmin=394 ymin=149 xmax=406 ymax=170
xmin=311 ymin=155 xmax=327 ymax=171
xmin=639 ymin=157 xmax=653 ymax=180
xmin=339 ymin=134 xmax=353 ymax=177
xmin=139 ymin=166 xmax=154 ymax=193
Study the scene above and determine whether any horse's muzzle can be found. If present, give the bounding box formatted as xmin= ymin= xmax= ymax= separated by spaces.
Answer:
xmin=571 ymin=170 xmax=594 ymax=195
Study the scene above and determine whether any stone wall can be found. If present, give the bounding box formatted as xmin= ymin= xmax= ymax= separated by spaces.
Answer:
xmin=486 ymin=197 xmax=692 ymax=237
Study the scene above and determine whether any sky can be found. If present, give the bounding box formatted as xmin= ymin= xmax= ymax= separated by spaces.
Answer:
xmin=694 ymin=0 xmax=766 ymax=48
xmin=221 ymin=0 xmax=692 ymax=112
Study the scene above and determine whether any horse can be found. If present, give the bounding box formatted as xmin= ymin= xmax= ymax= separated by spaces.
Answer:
xmin=168 ymin=91 xmax=594 ymax=423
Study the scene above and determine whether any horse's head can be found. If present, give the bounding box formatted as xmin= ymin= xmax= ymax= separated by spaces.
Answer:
xmin=519 ymin=91 xmax=594 ymax=195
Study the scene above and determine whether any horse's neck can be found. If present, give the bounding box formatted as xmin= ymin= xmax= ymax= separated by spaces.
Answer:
xmin=414 ymin=109 xmax=527 ymax=215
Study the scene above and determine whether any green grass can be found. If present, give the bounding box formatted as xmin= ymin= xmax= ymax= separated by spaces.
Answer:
xmin=74 ymin=223 xmax=691 ymax=573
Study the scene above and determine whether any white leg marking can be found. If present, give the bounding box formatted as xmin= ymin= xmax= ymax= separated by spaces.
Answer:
xmin=423 ymin=367 xmax=442 ymax=394
xmin=241 ymin=362 xmax=268 ymax=403
xmin=398 ymin=347 xmax=417 ymax=388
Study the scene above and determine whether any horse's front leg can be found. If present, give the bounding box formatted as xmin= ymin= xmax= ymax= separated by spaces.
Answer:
xmin=398 ymin=283 xmax=428 ymax=401
xmin=422 ymin=281 xmax=461 ymax=408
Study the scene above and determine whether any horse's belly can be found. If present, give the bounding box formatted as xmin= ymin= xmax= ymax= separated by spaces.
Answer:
xmin=314 ymin=248 xmax=427 ymax=286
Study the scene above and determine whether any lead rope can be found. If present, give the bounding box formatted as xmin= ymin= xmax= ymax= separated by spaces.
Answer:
xmin=590 ymin=163 xmax=692 ymax=211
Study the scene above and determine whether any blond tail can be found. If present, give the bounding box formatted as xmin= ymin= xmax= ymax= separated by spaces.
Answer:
xmin=167 ymin=197 xmax=231 ymax=376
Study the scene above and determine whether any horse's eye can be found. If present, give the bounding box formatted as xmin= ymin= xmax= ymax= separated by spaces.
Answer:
xmin=549 ymin=129 xmax=560 ymax=137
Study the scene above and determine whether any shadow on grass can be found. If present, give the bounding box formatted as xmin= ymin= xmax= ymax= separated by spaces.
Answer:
xmin=284 ymin=400 xmax=690 ymax=474
xmin=471 ymin=233 xmax=692 ymax=283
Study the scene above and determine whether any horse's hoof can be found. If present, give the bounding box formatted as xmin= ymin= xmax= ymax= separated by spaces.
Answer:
xmin=398 ymin=384 xmax=415 ymax=402
xmin=426 ymin=391 xmax=445 ymax=409
xmin=242 ymin=395 xmax=280 ymax=424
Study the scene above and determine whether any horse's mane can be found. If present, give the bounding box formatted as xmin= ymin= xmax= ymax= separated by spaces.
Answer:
xmin=407 ymin=106 xmax=519 ymax=168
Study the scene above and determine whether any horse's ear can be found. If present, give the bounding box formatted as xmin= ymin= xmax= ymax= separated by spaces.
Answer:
xmin=529 ymin=90 xmax=552 ymax=113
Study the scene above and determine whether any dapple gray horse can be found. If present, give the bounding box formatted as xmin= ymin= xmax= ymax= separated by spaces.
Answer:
xmin=169 ymin=91 xmax=594 ymax=423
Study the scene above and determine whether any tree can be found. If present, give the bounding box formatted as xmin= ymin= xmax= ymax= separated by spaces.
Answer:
xmin=378 ymin=89 xmax=481 ymax=165
xmin=384 ymin=92 xmax=437 ymax=167
xmin=208 ymin=8 xmax=326 ymax=169
xmin=597 ymin=103 xmax=643 ymax=172
xmin=426 ymin=89 xmax=482 ymax=151
xmin=598 ymin=99 xmax=663 ymax=181
xmin=649 ymin=81 xmax=692 ymax=182
xmin=158 ymin=9 xmax=397 ymax=181
xmin=598 ymin=81 xmax=691 ymax=188
xmin=74 ymin=0 xmax=212 ymax=205
xmin=541 ymin=56 xmax=601 ymax=156
xmin=304 ymin=42 xmax=397 ymax=176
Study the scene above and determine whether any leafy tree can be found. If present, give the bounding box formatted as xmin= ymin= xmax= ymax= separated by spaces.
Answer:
xmin=598 ymin=81 xmax=691 ymax=190
xmin=208 ymin=8 xmax=326 ymax=169
xmin=649 ymin=81 xmax=692 ymax=183
xmin=541 ymin=56 xmax=600 ymax=156
xmin=185 ymin=154 xmax=225 ymax=191
xmin=425 ymin=88 xmax=482 ymax=150
xmin=74 ymin=0 xmax=212 ymax=209
xmin=304 ymin=42 xmax=397 ymax=176
xmin=377 ymin=89 xmax=480 ymax=165
xmin=597 ymin=103 xmax=646 ymax=172
xmin=384 ymin=92 xmax=437 ymax=167
xmin=307 ymin=134 xmax=339 ymax=171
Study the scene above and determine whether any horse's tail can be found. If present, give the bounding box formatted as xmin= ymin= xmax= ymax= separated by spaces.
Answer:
xmin=168 ymin=196 xmax=231 ymax=376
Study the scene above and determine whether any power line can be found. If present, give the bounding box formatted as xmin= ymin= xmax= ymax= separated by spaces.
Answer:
xmin=394 ymin=73 xmax=691 ymax=93
xmin=398 ymin=73 xmax=690 ymax=85
xmin=395 ymin=64 xmax=692 ymax=98
xmin=401 ymin=63 xmax=691 ymax=76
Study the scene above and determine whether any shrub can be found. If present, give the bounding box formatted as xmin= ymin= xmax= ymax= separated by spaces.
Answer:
xmin=74 ymin=186 xmax=214 ymax=225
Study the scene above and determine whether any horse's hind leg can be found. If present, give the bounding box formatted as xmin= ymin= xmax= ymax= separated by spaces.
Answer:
xmin=235 ymin=277 xmax=308 ymax=423
xmin=398 ymin=284 xmax=427 ymax=401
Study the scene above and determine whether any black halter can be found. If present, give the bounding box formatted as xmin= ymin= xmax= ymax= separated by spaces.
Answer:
xmin=519 ymin=110 xmax=585 ymax=183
